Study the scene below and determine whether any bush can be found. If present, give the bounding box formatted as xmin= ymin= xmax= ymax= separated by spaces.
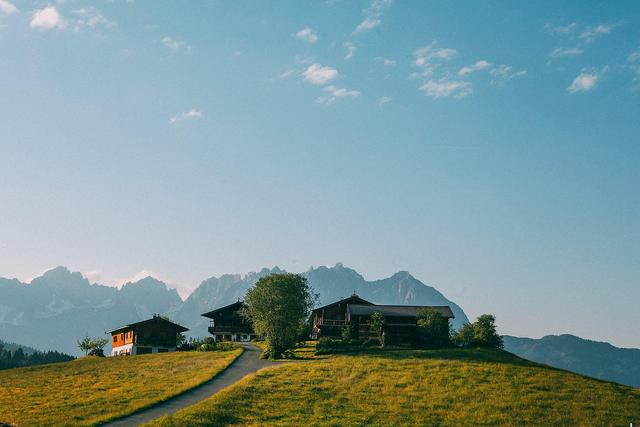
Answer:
xmin=416 ymin=308 xmax=452 ymax=348
xmin=341 ymin=324 xmax=357 ymax=344
xmin=316 ymin=337 xmax=342 ymax=352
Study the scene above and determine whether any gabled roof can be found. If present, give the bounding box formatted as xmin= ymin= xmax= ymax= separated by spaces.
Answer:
xmin=348 ymin=304 xmax=455 ymax=319
xmin=201 ymin=300 xmax=245 ymax=319
xmin=108 ymin=315 xmax=189 ymax=334
xmin=312 ymin=294 xmax=374 ymax=313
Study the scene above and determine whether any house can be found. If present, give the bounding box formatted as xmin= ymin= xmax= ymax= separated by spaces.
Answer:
xmin=311 ymin=294 xmax=374 ymax=339
xmin=201 ymin=300 xmax=256 ymax=342
xmin=311 ymin=293 xmax=455 ymax=343
xmin=108 ymin=315 xmax=188 ymax=356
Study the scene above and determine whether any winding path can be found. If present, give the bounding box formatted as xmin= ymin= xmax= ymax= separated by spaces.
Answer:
xmin=102 ymin=344 xmax=278 ymax=426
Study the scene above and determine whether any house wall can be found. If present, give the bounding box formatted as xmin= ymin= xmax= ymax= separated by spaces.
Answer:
xmin=111 ymin=343 xmax=177 ymax=356
xmin=111 ymin=330 xmax=135 ymax=348
xmin=212 ymin=332 xmax=254 ymax=342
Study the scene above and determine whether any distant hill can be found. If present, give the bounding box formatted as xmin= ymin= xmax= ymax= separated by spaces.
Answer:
xmin=174 ymin=263 xmax=469 ymax=337
xmin=504 ymin=334 xmax=640 ymax=388
xmin=0 ymin=264 xmax=468 ymax=355
xmin=0 ymin=338 xmax=38 ymax=355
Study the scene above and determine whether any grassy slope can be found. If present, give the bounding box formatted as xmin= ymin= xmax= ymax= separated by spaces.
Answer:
xmin=151 ymin=346 xmax=640 ymax=426
xmin=0 ymin=348 xmax=242 ymax=426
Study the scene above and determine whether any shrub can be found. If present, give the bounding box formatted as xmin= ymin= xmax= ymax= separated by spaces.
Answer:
xmin=316 ymin=337 xmax=342 ymax=352
xmin=453 ymin=314 xmax=503 ymax=349
xmin=341 ymin=324 xmax=357 ymax=344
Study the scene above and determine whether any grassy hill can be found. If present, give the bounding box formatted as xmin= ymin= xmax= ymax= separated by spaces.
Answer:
xmin=151 ymin=345 xmax=640 ymax=426
xmin=0 ymin=348 xmax=242 ymax=426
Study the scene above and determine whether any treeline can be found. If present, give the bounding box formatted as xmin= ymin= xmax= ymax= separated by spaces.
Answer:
xmin=0 ymin=344 xmax=75 ymax=370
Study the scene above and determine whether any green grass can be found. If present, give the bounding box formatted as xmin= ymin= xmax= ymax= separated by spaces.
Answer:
xmin=150 ymin=345 xmax=640 ymax=426
xmin=0 ymin=348 xmax=242 ymax=426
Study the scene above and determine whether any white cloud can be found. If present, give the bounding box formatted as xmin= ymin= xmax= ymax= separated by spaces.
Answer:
xmin=414 ymin=45 xmax=457 ymax=66
xmin=72 ymin=7 xmax=114 ymax=32
xmin=30 ymin=6 xmax=65 ymax=30
xmin=0 ymin=0 xmax=17 ymax=15
xmin=544 ymin=22 xmax=577 ymax=35
xmin=490 ymin=64 xmax=527 ymax=85
xmin=375 ymin=57 xmax=396 ymax=67
xmin=579 ymin=23 xmax=618 ymax=43
xmin=549 ymin=47 xmax=583 ymax=58
xmin=315 ymin=85 xmax=360 ymax=105
xmin=302 ymin=63 xmax=338 ymax=85
xmin=353 ymin=0 xmax=393 ymax=35
xmin=344 ymin=42 xmax=356 ymax=60
xmin=458 ymin=60 xmax=491 ymax=76
xmin=567 ymin=68 xmax=606 ymax=93
xmin=117 ymin=270 xmax=162 ymax=286
xmin=162 ymin=36 xmax=191 ymax=52
xmin=378 ymin=96 xmax=392 ymax=105
xmin=170 ymin=109 xmax=202 ymax=124
xmin=419 ymin=79 xmax=472 ymax=99
xmin=294 ymin=27 xmax=318 ymax=43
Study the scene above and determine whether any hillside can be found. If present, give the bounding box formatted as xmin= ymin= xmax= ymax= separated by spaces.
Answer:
xmin=0 ymin=348 xmax=242 ymax=426
xmin=504 ymin=334 xmax=640 ymax=388
xmin=151 ymin=346 xmax=640 ymax=426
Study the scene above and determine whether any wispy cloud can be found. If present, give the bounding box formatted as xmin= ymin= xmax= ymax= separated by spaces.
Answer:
xmin=30 ymin=6 xmax=65 ymax=30
xmin=316 ymin=85 xmax=360 ymax=105
xmin=294 ymin=27 xmax=318 ymax=43
xmin=0 ymin=0 xmax=17 ymax=16
xmin=72 ymin=7 xmax=115 ymax=32
xmin=420 ymin=79 xmax=472 ymax=99
xmin=567 ymin=67 xmax=607 ymax=93
xmin=549 ymin=47 xmax=583 ymax=59
xmin=279 ymin=69 xmax=295 ymax=79
xmin=302 ymin=63 xmax=338 ymax=85
xmin=377 ymin=96 xmax=392 ymax=105
xmin=344 ymin=42 xmax=356 ymax=60
xmin=579 ymin=23 xmax=618 ymax=43
xmin=375 ymin=57 xmax=396 ymax=67
xmin=490 ymin=64 xmax=527 ymax=86
xmin=353 ymin=0 xmax=393 ymax=35
xmin=628 ymin=48 xmax=640 ymax=91
xmin=170 ymin=109 xmax=202 ymax=124
xmin=544 ymin=22 xmax=577 ymax=35
xmin=162 ymin=36 xmax=191 ymax=52
xmin=458 ymin=60 xmax=491 ymax=77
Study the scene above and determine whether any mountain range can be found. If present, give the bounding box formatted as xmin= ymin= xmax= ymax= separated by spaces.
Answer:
xmin=0 ymin=264 xmax=468 ymax=356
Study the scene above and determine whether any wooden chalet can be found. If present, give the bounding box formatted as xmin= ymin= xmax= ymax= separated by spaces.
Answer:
xmin=311 ymin=294 xmax=374 ymax=339
xmin=311 ymin=294 xmax=455 ymax=343
xmin=201 ymin=300 xmax=256 ymax=342
xmin=108 ymin=315 xmax=188 ymax=356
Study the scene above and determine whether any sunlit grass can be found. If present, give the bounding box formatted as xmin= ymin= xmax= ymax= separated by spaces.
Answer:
xmin=0 ymin=349 xmax=242 ymax=426
xmin=150 ymin=346 xmax=640 ymax=426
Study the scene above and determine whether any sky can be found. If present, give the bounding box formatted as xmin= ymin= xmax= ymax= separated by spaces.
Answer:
xmin=0 ymin=0 xmax=639 ymax=347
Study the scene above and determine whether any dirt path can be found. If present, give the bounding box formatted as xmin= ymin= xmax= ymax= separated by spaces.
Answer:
xmin=102 ymin=344 xmax=278 ymax=426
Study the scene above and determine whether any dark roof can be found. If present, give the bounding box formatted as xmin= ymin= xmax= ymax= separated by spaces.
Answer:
xmin=348 ymin=304 xmax=455 ymax=319
xmin=201 ymin=300 xmax=245 ymax=319
xmin=312 ymin=294 xmax=374 ymax=313
xmin=108 ymin=315 xmax=189 ymax=334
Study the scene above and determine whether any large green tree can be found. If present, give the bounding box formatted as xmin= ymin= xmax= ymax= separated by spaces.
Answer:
xmin=416 ymin=308 xmax=451 ymax=348
xmin=242 ymin=273 xmax=316 ymax=359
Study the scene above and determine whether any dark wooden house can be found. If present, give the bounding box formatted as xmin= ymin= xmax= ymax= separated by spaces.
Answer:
xmin=311 ymin=294 xmax=455 ymax=343
xmin=108 ymin=315 xmax=189 ymax=356
xmin=201 ymin=300 xmax=256 ymax=342
xmin=311 ymin=294 xmax=374 ymax=339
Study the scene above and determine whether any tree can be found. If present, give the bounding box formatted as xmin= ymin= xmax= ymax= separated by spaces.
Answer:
xmin=370 ymin=311 xmax=385 ymax=339
xmin=176 ymin=332 xmax=187 ymax=348
xmin=453 ymin=323 xmax=475 ymax=348
xmin=77 ymin=336 xmax=108 ymax=356
xmin=416 ymin=308 xmax=451 ymax=348
xmin=472 ymin=314 xmax=503 ymax=349
xmin=242 ymin=273 xmax=316 ymax=359
xmin=77 ymin=335 xmax=94 ymax=355
xmin=453 ymin=314 xmax=503 ymax=349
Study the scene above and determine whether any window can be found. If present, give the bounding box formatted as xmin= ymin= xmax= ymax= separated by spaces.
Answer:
xmin=113 ymin=336 xmax=117 ymax=342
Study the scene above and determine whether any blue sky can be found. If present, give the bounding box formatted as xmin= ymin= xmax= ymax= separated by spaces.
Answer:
xmin=1 ymin=1 xmax=639 ymax=347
